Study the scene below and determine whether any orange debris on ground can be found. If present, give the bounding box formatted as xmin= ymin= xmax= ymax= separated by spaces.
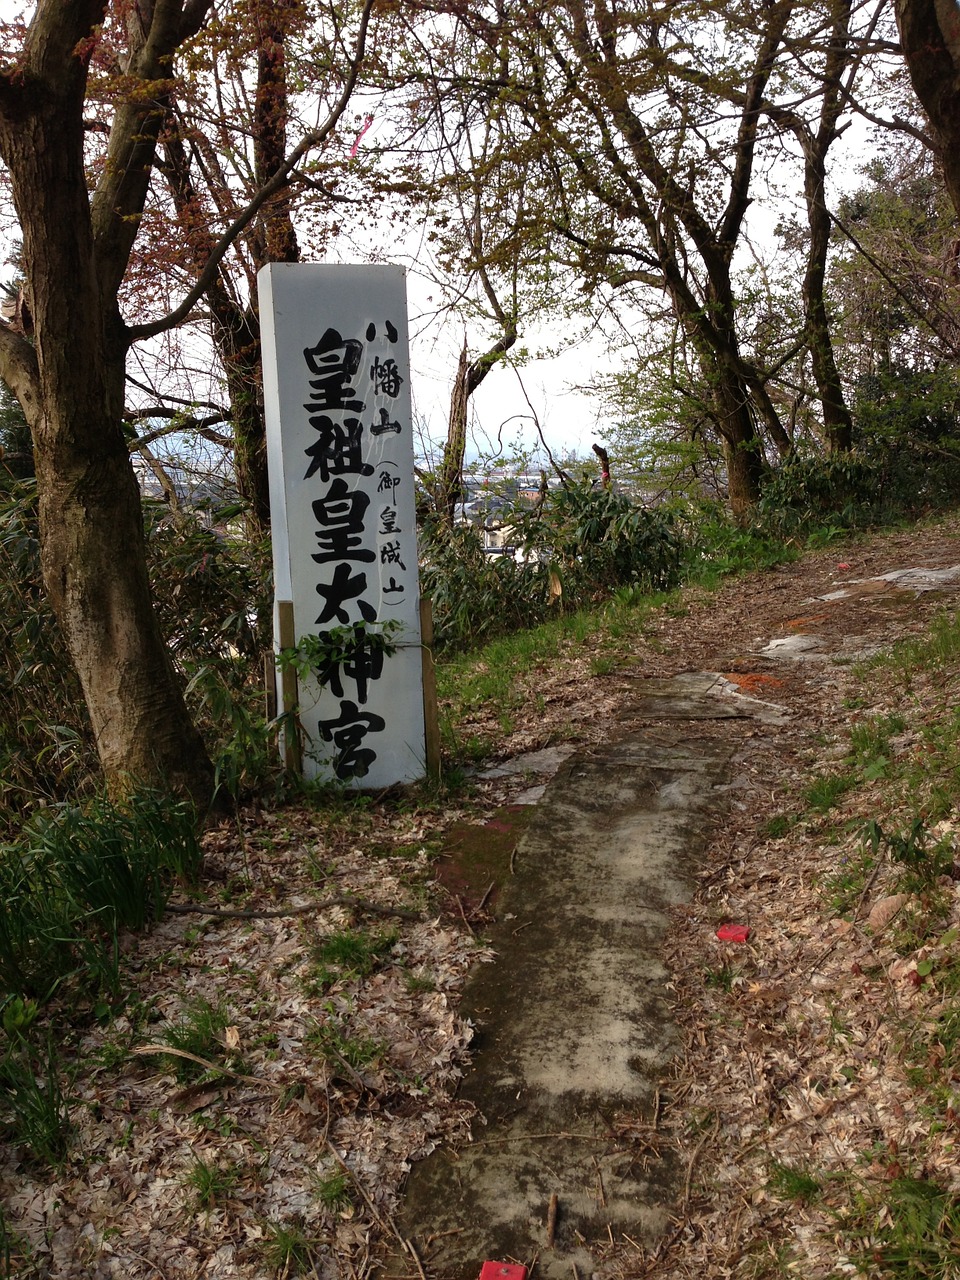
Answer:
xmin=783 ymin=613 xmax=829 ymax=631
xmin=720 ymin=672 xmax=784 ymax=694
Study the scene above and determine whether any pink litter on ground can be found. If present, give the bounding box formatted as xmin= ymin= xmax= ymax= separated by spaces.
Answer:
xmin=716 ymin=923 xmax=751 ymax=943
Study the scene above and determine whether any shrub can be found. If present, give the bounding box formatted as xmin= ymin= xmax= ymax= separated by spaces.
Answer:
xmin=419 ymin=521 xmax=551 ymax=651
xmin=757 ymin=451 xmax=886 ymax=536
xmin=518 ymin=481 xmax=684 ymax=597
xmin=420 ymin=480 xmax=685 ymax=652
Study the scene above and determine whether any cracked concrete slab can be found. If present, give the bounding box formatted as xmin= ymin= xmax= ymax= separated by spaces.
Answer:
xmin=390 ymin=677 xmax=778 ymax=1278
xmin=756 ymin=633 xmax=827 ymax=660
xmin=628 ymin=670 xmax=791 ymax=724
xmin=815 ymin=564 xmax=960 ymax=601
xmin=477 ymin=745 xmax=579 ymax=782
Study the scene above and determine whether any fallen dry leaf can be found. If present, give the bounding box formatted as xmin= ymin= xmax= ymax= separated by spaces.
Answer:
xmin=868 ymin=893 xmax=912 ymax=934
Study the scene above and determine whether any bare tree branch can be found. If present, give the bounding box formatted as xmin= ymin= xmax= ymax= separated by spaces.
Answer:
xmin=127 ymin=0 xmax=376 ymax=343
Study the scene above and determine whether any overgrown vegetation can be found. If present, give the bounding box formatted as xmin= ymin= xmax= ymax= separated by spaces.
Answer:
xmin=757 ymin=438 xmax=960 ymax=540
xmin=0 ymin=792 xmax=200 ymax=1168
xmin=750 ymin=607 xmax=960 ymax=1274
xmin=421 ymin=478 xmax=685 ymax=651
xmin=0 ymin=792 xmax=200 ymax=1003
xmin=0 ymin=481 xmax=273 ymax=830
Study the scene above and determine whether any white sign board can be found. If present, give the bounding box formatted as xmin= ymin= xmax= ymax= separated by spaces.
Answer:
xmin=258 ymin=264 xmax=425 ymax=786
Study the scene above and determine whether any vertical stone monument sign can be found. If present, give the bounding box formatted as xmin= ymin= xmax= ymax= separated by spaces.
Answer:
xmin=259 ymin=264 xmax=425 ymax=786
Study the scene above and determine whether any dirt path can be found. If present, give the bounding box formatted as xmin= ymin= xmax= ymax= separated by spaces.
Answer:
xmin=398 ymin=713 xmax=735 ymax=1278
xmin=390 ymin=513 xmax=960 ymax=1280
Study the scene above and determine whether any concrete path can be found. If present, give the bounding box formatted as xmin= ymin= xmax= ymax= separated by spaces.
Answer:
xmin=393 ymin=675 xmax=781 ymax=1279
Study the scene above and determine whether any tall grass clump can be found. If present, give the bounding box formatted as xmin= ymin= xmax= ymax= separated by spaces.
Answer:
xmin=756 ymin=418 xmax=960 ymax=543
xmin=0 ymin=994 xmax=73 ymax=1169
xmin=0 ymin=1027 xmax=72 ymax=1168
xmin=0 ymin=791 xmax=201 ymax=1002
xmin=756 ymin=451 xmax=887 ymax=538
xmin=517 ymin=480 xmax=684 ymax=597
xmin=0 ymin=481 xmax=95 ymax=828
xmin=420 ymin=521 xmax=552 ymax=651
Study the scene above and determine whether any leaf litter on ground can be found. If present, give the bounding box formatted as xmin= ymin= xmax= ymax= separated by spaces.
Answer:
xmin=4 ymin=512 xmax=960 ymax=1278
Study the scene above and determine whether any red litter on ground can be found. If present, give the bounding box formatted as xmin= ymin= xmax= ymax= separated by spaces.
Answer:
xmin=837 ymin=562 xmax=851 ymax=570
xmin=479 ymin=1266 xmax=527 ymax=1280
xmin=716 ymin=923 xmax=751 ymax=943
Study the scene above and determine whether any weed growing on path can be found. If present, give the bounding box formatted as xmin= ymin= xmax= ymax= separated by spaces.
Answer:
xmin=158 ymin=997 xmax=233 ymax=1081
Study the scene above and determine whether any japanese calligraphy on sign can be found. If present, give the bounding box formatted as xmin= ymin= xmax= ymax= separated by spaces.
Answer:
xmin=259 ymin=265 xmax=425 ymax=786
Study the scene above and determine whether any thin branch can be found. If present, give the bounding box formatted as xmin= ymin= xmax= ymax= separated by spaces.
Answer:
xmin=126 ymin=413 xmax=233 ymax=452
xmin=127 ymin=0 xmax=376 ymax=343
xmin=829 ymin=209 xmax=960 ymax=356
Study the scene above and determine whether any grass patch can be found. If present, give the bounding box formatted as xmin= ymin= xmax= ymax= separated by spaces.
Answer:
xmin=803 ymin=771 xmax=857 ymax=813
xmin=305 ymin=928 xmax=397 ymax=994
xmin=182 ymin=1157 xmax=241 ymax=1210
xmin=840 ymin=1176 xmax=960 ymax=1278
xmin=435 ymin=591 xmax=673 ymax=762
xmin=315 ymin=1168 xmax=352 ymax=1212
xmin=0 ymin=790 xmax=200 ymax=1004
xmin=260 ymin=1218 xmax=317 ymax=1275
xmin=306 ymin=1017 xmax=384 ymax=1074
xmin=704 ymin=964 xmax=738 ymax=992
xmin=858 ymin=610 xmax=960 ymax=686
xmin=0 ymin=1032 xmax=72 ymax=1168
xmin=764 ymin=813 xmax=796 ymax=839
xmin=767 ymin=1160 xmax=822 ymax=1205
xmin=158 ymin=997 xmax=233 ymax=1082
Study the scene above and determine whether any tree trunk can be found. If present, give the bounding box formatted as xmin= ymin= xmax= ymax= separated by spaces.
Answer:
xmin=799 ymin=0 xmax=854 ymax=452
xmin=35 ymin=414 xmax=215 ymax=807
xmin=437 ymin=322 xmax=518 ymax=527
xmin=711 ymin=370 xmax=767 ymax=521
xmin=896 ymin=0 xmax=960 ymax=218
xmin=683 ymin=284 xmax=767 ymax=515
xmin=438 ymin=343 xmax=470 ymax=527
xmin=0 ymin=0 xmax=217 ymax=812
xmin=804 ymin=246 xmax=854 ymax=452
xmin=223 ymin=318 xmax=272 ymax=532
xmin=160 ymin=1 xmax=301 ymax=542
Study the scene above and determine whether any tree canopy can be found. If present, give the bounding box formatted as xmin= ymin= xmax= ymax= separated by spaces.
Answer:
xmin=1 ymin=0 xmax=959 ymax=803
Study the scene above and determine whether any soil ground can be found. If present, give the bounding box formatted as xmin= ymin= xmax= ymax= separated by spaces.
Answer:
xmin=388 ymin=515 xmax=960 ymax=1280
xmin=5 ymin=512 xmax=960 ymax=1279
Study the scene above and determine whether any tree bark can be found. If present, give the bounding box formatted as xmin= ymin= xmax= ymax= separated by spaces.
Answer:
xmin=804 ymin=172 xmax=854 ymax=452
xmin=799 ymin=0 xmax=854 ymax=452
xmin=715 ymin=387 xmax=767 ymax=521
xmin=0 ymin=0 xmax=218 ymax=812
xmin=159 ymin=0 xmax=302 ymax=537
xmin=437 ymin=321 xmax=518 ymax=527
xmin=896 ymin=0 xmax=960 ymax=217
xmin=438 ymin=343 xmax=471 ymax=527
